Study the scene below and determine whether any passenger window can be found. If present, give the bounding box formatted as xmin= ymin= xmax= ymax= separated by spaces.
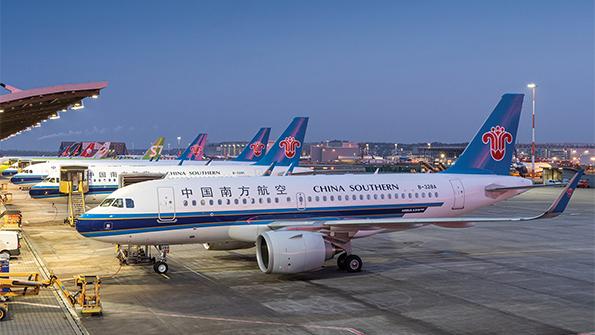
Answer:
xmin=209 ymin=200 xmax=214 ymax=205
xmin=274 ymin=198 xmax=279 ymax=203
xmin=217 ymin=199 xmax=222 ymax=205
xmin=330 ymin=195 xmax=334 ymax=201
xmin=366 ymin=194 xmax=371 ymax=200
xmin=234 ymin=199 xmax=239 ymax=205
xmin=415 ymin=193 xmax=419 ymax=198
xmin=226 ymin=199 xmax=231 ymax=205
xmin=267 ymin=198 xmax=271 ymax=203
xmin=338 ymin=195 xmax=342 ymax=201
xmin=408 ymin=193 xmax=412 ymax=199
xmin=434 ymin=192 xmax=439 ymax=198
xmin=100 ymin=198 xmax=114 ymax=207
xmin=259 ymin=198 xmax=263 ymax=204
xmin=322 ymin=196 xmax=327 ymax=201
xmin=286 ymin=197 xmax=291 ymax=202
xmin=307 ymin=196 xmax=312 ymax=202
xmin=112 ymin=199 xmax=124 ymax=208
xmin=373 ymin=194 xmax=378 ymax=200
xmin=251 ymin=198 xmax=255 ymax=204
xmin=125 ymin=199 xmax=135 ymax=208
xmin=421 ymin=192 xmax=426 ymax=198
xmin=381 ymin=194 xmax=385 ymax=199
xmin=315 ymin=196 xmax=320 ymax=202
xmin=242 ymin=198 xmax=247 ymax=204
xmin=428 ymin=192 xmax=432 ymax=198
xmin=359 ymin=195 xmax=364 ymax=200
xmin=401 ymin=193 xmax=406 ymax=199
xmin=183 ymin=200 xmax=188 ymax=206
xmin=352 ymin=195 xmax=357 ymax=200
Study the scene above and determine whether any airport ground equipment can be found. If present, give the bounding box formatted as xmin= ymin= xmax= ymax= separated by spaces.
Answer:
xmin=1 ymin=209 xmax=22 ymax=231
xmin=0 ymin=272 xmax=102 ymax=320
xmin=59 ymin=166 xmax=89 ymax=226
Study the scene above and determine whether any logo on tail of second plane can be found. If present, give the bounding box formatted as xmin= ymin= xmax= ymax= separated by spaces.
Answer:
xmin=279 ymin=136 xmax=301 ymax=158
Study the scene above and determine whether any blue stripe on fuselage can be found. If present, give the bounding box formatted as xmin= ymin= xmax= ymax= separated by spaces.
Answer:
xmin=76 ymin=202 xmax=443 ymax=237
xmin=29 ymin=184 xmax=118 ymax=199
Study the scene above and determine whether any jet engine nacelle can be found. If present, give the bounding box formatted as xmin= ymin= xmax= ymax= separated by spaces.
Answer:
xmin=203 ymin=241 xmax=255 ymax=251
xmin=256 ymin=231 xmax=334 ymax=274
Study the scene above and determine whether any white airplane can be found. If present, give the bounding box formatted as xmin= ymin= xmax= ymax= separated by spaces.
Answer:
xmin=76 ymin=94 xmax=583 ymax=275
xmin=29 ymin=118 xmax=310 ymax=202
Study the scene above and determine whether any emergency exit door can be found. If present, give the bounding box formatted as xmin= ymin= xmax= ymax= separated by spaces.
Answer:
xmin=157 ymin=187 xmax=176 ymax=222
xmin=449 ymin=179 xmax=465 ymax=210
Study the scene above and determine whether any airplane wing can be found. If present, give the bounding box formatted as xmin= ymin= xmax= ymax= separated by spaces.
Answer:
xmin=268 ymin=170 xmax=583 ymax=233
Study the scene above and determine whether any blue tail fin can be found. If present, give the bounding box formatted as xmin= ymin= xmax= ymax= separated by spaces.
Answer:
xmin=178 ymin=133 xmax=207 ymax=161
xmin=235 ymin=127 xmax=271 ymax=162
xmin=444 ymin=94 xmax=524 ymax=175
xmin=255 ymin=117 xmax=308 ymax=166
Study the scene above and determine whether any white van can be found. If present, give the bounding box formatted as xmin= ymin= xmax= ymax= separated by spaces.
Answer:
xmin=0 ymin=231 xmax=20 ymax=258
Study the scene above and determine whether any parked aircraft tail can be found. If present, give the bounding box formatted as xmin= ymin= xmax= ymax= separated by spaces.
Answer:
xmin=235 ymin=128 xmax=271 ymax=162
xmin=142 ymin=136 xmax=165 ymax=161
xmin=177 ymin=133 xmax=208 ymax=164
xmin=445 ymin=94 xmax=524 ymax=175
xmin=255 ymin=117 xmax=308 ymax=167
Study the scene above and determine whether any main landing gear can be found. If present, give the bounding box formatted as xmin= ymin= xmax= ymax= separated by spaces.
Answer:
xmin=336 ymin=253 xmax=363 ymax=272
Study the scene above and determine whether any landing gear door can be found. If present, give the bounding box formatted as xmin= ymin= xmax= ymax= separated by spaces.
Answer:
xmin=157 ymin=187 xmax=176 ymax=222
xmin=296 ymin=192 xmax=306 ymax=211
xmin=449 ymin=179 xmax=465 ymax=210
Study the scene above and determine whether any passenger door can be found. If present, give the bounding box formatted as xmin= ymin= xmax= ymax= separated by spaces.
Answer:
xmin=296 ymin=192 xmax=306 ymax=211
xmin=449 ymin=179 xmax=465 ymax=210
xmin=157 ymin=187 xmax=176 ymax=222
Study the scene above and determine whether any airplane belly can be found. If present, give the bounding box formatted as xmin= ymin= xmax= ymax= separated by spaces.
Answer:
xmin=95 ymin=225 xmax=231 ymax=245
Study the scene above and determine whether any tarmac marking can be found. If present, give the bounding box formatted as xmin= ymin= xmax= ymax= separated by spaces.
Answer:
xmin=124 ymin=309 xmax=366 ymax=335
xmin=10 ymin=301 xmax=62 ymax=309
xmin=160 ymin=273 xmax=170 ymax=279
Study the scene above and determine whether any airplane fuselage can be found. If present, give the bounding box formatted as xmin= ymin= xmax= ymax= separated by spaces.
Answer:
xmin=76 ymin=173 xmax=531 ymax=245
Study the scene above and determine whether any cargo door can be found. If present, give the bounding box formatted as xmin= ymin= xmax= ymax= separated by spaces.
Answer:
xmin=157 ymin=187 xmax=176 ymax=222
xmin=449 ymin=179 xmax=465 ymax=210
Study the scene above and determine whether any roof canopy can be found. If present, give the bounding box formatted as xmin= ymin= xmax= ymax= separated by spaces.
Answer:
xmin=0 ymin=81 xmax=108 ymax=140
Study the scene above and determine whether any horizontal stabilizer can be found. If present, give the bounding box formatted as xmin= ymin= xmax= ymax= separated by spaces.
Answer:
xmin=485 ymin=182 xmax=564 ymax=192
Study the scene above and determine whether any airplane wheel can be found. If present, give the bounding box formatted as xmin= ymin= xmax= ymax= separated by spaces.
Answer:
xmin=344 ymin=255 xmax=362 ymax=273
xmin=0 ymin=306 xmax=7 ymax=321
xmin=153 ymin=261 xmax=168 ymax=274
xmin=337 ymin=253 xmax=348 ymax=270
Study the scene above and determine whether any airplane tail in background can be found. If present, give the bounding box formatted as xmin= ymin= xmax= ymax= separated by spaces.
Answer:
xmin=93 ymin=142 xmax=112 ymax=159
xmin=142 ymin=136 xmax=165 ymax=161
xmin=235 ymin=127 xmax=271 ymax=162
xmin=178 ymin=133 xmax=208 ymax=161
xmin=70 ymin=142 xmax=83 ymax=157
xmin=80 ymin=142 xmax=96 ymax=157
xmin=444 ymin=94 xmax=524 ymax=175
xmin=255 ymin=117 xmax=308 ymax=167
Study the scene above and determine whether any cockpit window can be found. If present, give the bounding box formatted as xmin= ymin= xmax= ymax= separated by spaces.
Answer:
xmin=112 ymin=199 xmax=124 ymax=208
xmin=100 ymin=198 xmax=114 ymax=207
xmin=125 ymin=198 xmax=135 ymax=208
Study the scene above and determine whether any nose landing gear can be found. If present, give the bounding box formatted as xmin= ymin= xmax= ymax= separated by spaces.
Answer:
xmin=153 ymin=245 xmax=170 ymax=274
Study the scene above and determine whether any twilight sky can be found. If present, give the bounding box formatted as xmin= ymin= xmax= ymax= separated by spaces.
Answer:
xmin=0 ymin=0 xmax=593 ymax=150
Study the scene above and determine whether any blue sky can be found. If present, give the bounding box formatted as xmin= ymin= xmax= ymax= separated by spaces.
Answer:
xmin=1 ymin=0 xmax=593 ymax=150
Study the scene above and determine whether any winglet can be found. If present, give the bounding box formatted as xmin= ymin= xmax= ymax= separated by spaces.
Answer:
xmin=263 ymin=162 xmax=277 ymax=176
xmin=540 ymin=170 xmax=583 ymax=219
